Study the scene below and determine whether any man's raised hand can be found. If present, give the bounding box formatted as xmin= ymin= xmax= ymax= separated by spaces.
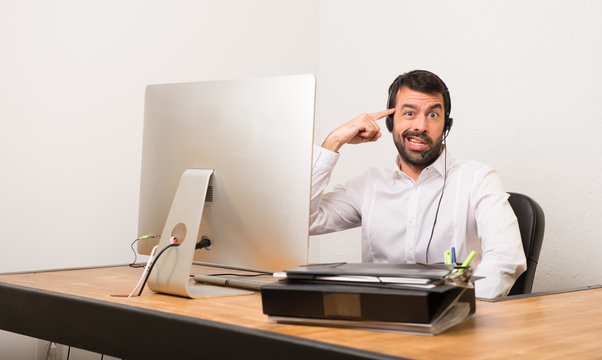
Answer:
xmin=321 ymin=108 xmax=395 ymax=152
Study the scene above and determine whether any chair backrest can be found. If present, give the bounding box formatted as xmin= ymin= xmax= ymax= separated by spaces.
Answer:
xmin=507 ymin=192 xmax=545 ymax=295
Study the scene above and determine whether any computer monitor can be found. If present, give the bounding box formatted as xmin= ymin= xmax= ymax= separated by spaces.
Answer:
xmin=137 ymin=75 xmax=316 ymax=297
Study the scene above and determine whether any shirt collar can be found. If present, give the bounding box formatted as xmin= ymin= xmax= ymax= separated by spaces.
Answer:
xmin=430 ymin=146 xmax=450 ymax=177
xmin=394 ymin=146 xmax=450 ymax=179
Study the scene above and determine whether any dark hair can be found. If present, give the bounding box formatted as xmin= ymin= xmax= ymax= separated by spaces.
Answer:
xmin=386 ymin=70 xmax=452 ymax=133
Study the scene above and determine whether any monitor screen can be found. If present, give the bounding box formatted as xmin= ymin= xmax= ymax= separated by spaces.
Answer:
xmin=137 ymin=75 xmax=315 ymax=274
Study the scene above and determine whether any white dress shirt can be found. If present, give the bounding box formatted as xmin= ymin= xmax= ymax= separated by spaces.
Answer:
xmin=310 ymin=145 xmax=526 ymax=298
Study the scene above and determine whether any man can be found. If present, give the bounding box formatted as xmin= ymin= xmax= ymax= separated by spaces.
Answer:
xmin=310 ymin=70 xmax=526 ymax=299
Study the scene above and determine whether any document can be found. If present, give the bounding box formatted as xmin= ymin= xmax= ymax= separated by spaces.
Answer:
xmin=276 ymin=262 xmax=452 ymax=286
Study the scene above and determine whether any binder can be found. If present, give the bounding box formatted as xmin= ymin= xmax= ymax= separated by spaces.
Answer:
xmin=261 ymin=263 xmax=475 ymax=335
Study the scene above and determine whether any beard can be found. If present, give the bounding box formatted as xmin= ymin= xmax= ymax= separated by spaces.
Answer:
xmin=394 ymin=130 xmax=444 ymax=168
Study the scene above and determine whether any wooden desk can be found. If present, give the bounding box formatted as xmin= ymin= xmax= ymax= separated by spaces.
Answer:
xmin=1 ymin=266 xmax=601 ymax=359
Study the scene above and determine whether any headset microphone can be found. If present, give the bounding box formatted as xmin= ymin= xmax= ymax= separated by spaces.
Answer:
xmin=421 ymin=147 xmax=435 ymax=159
xmin=420 ymin=132 xmax=447 ymax=159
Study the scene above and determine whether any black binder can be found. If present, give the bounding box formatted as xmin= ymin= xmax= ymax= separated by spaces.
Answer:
xmin=261 ymin=263 xmax=475 ymax=335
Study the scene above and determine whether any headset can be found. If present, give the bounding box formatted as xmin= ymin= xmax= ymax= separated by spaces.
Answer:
xmin=385 ymin=74 xmax=454 ymax=138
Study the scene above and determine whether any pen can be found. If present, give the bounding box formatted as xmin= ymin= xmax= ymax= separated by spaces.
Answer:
xmin=194 ymin=275 xmax=263 ymax=291
xmin=457 ymin=251 xmax=476 ymax=274
xmin=444 ymin=250 xmax=452 ymax=265
xmin=451 ymin=247 xmax=456 ymax=264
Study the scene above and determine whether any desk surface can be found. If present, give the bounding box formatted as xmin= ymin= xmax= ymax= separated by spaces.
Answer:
xmin=1 ymin=265 xmax=601 ymax=359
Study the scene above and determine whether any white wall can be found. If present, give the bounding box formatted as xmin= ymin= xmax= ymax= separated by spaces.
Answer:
xmin=2 ymin=0 xmax=602 ymax=356
xmin=312 ymin=0 xmax=602 ymax=293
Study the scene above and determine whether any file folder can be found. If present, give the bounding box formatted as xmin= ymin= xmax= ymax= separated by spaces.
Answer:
xmin=261 ymin=263 xmax=475 ymax=335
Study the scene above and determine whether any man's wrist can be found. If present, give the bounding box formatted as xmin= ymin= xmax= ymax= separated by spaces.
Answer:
xmin=321 ymin=134 xmax=343 ymax=153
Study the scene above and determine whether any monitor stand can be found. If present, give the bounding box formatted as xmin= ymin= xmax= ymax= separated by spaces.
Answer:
xmin=147 ymin=169 xmax=253 ymax=298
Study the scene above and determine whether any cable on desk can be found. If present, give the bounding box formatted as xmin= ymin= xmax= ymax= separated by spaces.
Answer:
xmin=129 ymin=234 xmax=157 ymax=268
xmin=131 ymin=236 xmax=214 ymax=297
xmin=128 ymin=244 xmax=159 ymax=298
xmin=137 ymin=242 xmax=180 ymax=296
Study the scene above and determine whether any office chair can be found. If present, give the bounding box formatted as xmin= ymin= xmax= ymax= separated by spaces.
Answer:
xmin=507 ymin=192 xmax=545 ymax=295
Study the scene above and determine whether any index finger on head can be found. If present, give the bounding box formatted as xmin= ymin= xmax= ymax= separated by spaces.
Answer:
xmin=371 ymin=108 xmax=396 ymax=120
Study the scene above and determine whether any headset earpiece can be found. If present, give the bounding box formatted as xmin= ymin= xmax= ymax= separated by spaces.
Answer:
xmin=386 ymin=88 xmax=395 ymax=132
xmin=444 ymin=116 xmax=453 ymax=135
xmin=386 ymin=115 xmax=394 ymax=132
xmin=442 ymin=84 xmax=453 ymax=134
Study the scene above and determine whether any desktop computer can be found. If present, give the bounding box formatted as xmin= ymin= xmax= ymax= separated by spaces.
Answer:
xmin=136 ymin=75 xmax=316 ymax=297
